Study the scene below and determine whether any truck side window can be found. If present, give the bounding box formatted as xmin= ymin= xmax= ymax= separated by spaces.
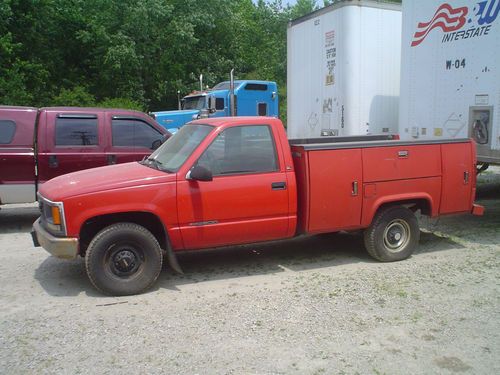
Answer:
xmin=258 ymin=103 xmax=267 ymax=116
xmin=215 ymin=98 xmax=224 ymax=111
xmin=55 ymin=117 xmax=98 ymax=146
xmin=112 ymin=119 xmax=163 ymax=149
xmin=0 ymin=120 xmax=16 ymax=144
xmin=244 ymin=83 xmax=268 ymax=91
xmin=197 ymin=125 xmax=278 ymax=175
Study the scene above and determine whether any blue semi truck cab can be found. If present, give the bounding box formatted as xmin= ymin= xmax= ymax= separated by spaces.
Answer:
xmin=152 ymin=80 xmax=278 ymax=133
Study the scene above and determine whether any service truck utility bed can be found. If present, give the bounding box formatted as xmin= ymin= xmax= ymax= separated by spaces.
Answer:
xmin=291 ymin=138 xmax=476 ymax=235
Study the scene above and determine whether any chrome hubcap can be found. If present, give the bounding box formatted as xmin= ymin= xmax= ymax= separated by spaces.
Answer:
xmin=383 ymin=219 xmax=410 ymax=253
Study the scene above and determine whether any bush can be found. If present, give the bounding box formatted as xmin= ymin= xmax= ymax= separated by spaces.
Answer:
xmin=98 ymin=97 xmax=145 ymax=111
xmin=52 ymin=86 xmax=95 ymax=107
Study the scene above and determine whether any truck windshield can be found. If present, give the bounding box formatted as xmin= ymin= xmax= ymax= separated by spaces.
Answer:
xmin=143 ymin=124 xmax=213 ymax=172
xmin=182 ymin=96 xmax=206 ymax=110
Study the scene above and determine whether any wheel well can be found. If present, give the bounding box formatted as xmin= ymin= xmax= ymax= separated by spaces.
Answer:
xmin=377 ymin=198 xmax=432 ymax=217
xmin=79 ymin=212 xmax=167 ymax=256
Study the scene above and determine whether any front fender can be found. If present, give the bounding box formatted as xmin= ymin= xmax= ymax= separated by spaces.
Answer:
xmin=63 ymin=182 xmax=179 ymax=243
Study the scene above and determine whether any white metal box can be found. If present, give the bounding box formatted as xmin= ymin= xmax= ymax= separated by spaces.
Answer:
xmin=399 ymin=0 xmax=500 ymax=163
xmin=287 ymin=0 xmax=402 ymax=139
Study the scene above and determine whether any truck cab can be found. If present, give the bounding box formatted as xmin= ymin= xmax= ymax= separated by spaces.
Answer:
xmin=152 ymin=80 xmax=278 ymax=133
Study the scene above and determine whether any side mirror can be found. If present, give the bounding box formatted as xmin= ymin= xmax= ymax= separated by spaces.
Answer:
xmin=208 ymin=96 xmax=216 ymax=114
xmin=151 ymin=134 xmax=170 ymax=150
xmin=188 ymin=165 xmax=213 ymax=181
xmin=151 ymin=139 xmax=162 ymax=150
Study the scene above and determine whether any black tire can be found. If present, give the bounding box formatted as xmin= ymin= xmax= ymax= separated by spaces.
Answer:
xmin=85 ymin=223 xmax=163 ymax=296
xmin=364 ymin=206 xmax=420 ymax=262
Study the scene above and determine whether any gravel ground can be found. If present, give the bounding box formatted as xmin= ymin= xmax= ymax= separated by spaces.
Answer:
xmin=0 ymin=168 xmax=499 ymax=374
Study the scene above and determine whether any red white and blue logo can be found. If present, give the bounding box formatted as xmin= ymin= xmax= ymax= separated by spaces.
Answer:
xmin=411 ymin=0 xmax=499 ymax=47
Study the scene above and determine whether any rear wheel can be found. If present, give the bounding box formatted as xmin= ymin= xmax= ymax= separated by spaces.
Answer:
xmin=85 ymin=223 xmax=163 ymax=296
xmin=364 ymin=206 xmax=420 ymax=262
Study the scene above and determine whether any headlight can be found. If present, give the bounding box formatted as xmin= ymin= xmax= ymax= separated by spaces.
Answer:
xmin=38 ymin=194 xmax=67 ymax=236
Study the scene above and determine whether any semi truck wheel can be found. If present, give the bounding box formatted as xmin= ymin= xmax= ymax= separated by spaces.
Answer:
xmin=364 ymin=206 xmax=419 ymax=262
xmin=85 ymin=223 xmax=163 ymax=296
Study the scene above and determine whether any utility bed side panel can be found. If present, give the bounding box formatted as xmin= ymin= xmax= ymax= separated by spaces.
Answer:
xmin=363 ymin=144 xmax=441 ymax=182
xmin=439 ymin=142 xmax=474 ymax=214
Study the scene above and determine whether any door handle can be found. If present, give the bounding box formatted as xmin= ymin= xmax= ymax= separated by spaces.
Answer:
xmin=352 ymin=181 xmax=358 ymax=196
xmin=107 ymin=155 xmax=117 ymax=165
xmin=464 ymin=171 xmax=469 ymax=184
xmin=271 ymin=182 xmax=286 ymax=190
xmin=48 ymin=155 xmax=58 ymax=168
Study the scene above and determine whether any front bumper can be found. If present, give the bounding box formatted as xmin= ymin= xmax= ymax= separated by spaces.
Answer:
xmin=31 ymin=219 xmax=79 ymax=259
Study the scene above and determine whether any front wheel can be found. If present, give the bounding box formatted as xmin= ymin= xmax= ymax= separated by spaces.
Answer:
xmin=85 ymin=223 xmax=163 ymax=296
xmin=364 ymin=206 xmax=420 ymax=262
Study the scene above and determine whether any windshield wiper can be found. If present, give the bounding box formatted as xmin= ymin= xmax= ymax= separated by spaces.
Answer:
xmin=139 ymin=157 xmax=164 ymax=171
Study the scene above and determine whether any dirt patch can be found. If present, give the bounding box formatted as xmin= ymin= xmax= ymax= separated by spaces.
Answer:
xmin=0 ymin=170 xmax=499 ymax=374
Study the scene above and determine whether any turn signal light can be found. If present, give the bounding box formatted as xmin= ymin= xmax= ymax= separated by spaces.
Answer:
xmin=51 ymin=206 xmax=61 ymax=225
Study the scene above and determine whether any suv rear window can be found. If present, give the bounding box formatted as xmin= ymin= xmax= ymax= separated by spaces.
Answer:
xmin=0 ymin=120 xmax=16 ymax=144
xmin=55 ymin=117 xmax=98 ymax=146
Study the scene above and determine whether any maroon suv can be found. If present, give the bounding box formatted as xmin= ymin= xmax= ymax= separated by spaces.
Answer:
xmin=0 ymin=106 xmax=170 ymax=205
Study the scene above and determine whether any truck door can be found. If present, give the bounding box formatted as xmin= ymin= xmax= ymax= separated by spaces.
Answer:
xmin=105 ymin=114 xmax=166 ymax=165
xmin=37 ymin=111 xmax=107 ymax=183
xmin=177 ymin=124 xmax=290 ymax=249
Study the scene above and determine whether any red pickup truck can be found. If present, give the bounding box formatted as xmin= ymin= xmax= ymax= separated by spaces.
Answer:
xmin=0 ymin=106 xmax=169 ymax=205
xmin=32 ymin=117 xmax=483 ymax=295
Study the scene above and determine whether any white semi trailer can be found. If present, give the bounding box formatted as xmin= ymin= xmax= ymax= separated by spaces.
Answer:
xmin=399 ymin=0 xmax=500 ymax=165
xmin=287 ymin=0 xmax=402 ymax=138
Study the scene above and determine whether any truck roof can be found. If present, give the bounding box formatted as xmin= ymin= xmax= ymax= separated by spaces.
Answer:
xmin=184 ymin=80 xmax=277 ymax=98
xmin=39 ymin=106 xmax=147 ymax=115
xmin=0 ymin=105 xmax=37 ymax=112
xmin=0 ymin=106 xmax=149 ymax=116
xmin=289 ymin=0 xmax=401 ymax=27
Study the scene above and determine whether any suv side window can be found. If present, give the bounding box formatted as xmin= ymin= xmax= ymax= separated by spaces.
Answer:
xmin=112 ymin=119 xmax=163 ymax=149
xmin=0 ymin=120 xmax=16 ymax=144
xmin=55 ymin=117 xmax=98 ymax=146
xmin=197 ymin=125 xmax=278 ymax=176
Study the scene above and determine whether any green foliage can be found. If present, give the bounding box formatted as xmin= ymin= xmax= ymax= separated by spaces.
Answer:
xmin=52 ymin=87 xmax=96 ymax=107
xmin=1 ymin=0 xmax=400 ymax=121
xmin=98 ymin=98 xmax=145 ymax=111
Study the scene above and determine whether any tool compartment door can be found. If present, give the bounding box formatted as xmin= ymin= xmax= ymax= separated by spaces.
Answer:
xmin=440 ymin=143 xmax=473 ymax=214
xmin=306 ymin=149 xmax=363 ymax=232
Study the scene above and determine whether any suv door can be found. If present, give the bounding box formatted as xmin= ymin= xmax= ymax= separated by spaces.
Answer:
xmin=37 ymin=111 xmax=107 ymax=183
xmin=106 ymin=115 xmax=166 ymax=165
xmin=177 ymin=124 xmax=290 ymax=249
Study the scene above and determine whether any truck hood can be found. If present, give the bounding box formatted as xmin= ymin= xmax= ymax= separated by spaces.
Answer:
xmin=39 ymin=162 xmax=175 ymax=201
xmin=152 ymin=109 xmax=200 ymax=131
